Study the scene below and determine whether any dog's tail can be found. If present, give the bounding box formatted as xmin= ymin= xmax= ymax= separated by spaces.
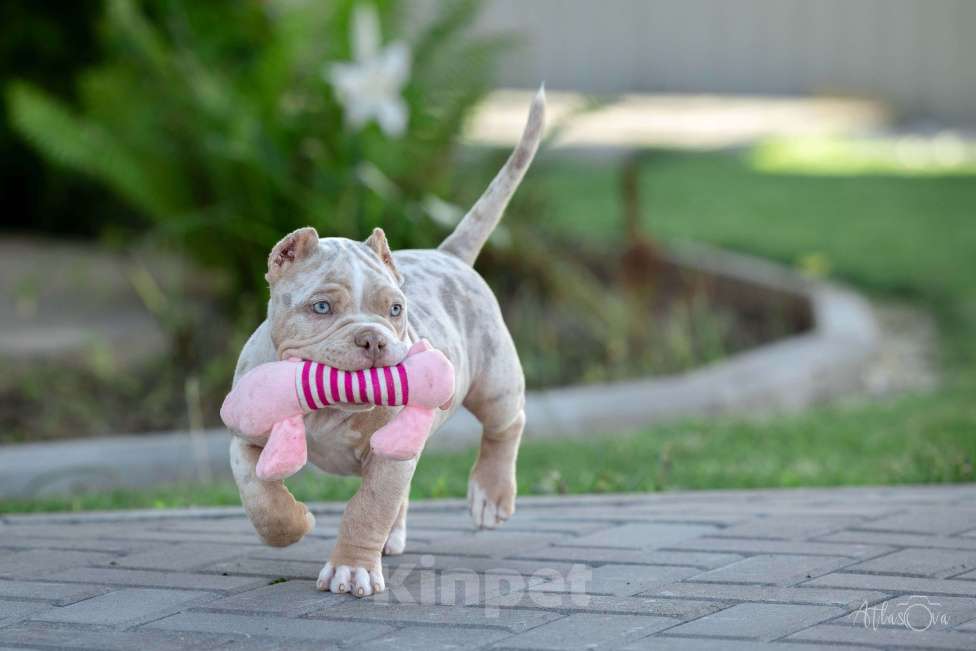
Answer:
xmin=438 ymin=85 xmax=546 ymax=266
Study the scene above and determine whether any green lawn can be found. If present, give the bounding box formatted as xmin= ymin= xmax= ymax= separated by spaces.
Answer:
xmin=3 ymin=142 xmax=975 ymax=514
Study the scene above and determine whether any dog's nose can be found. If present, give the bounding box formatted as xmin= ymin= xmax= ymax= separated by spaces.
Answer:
xmin=354 ymin=329 xmax=387 ymax=362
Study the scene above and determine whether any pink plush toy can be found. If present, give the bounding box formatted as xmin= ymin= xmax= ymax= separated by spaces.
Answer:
xmin=221 ymin=340 xmax=454 ymax=481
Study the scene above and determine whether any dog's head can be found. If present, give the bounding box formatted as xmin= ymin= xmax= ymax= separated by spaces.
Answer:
xmin=265 ymin=226 xmax=410 ymax=374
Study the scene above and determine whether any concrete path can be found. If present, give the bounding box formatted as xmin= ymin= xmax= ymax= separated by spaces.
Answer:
xmin=2 ymin=485 xmax=975 ymax=649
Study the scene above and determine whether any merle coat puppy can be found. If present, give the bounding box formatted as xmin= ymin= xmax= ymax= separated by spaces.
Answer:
xmin=228 ymin=89 xmax=545 ymax=597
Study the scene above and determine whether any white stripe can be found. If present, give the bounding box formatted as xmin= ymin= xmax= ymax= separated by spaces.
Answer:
xmin=392 ymin=370 xmax=403 ymax=405
xmin=311 ymin=363 xmax=325 ymax=409
xmin=377 ymin=372 xmax=387 ymax=405
xmin=355 ymin=373 xmax=366 ymax=403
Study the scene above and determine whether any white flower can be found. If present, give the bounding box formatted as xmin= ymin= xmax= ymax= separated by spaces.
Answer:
xmin=327 ymin=4 xmax=411 ymax=137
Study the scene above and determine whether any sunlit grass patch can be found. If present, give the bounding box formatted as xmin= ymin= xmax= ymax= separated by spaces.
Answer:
xmin=752 ymin=134 xmax=976 ymax=177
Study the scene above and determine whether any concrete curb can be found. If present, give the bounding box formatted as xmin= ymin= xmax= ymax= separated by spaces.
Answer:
xmin=0 ymin=244 xmax=880 ymax=499
xmin=6 ymin=484 xmax=970 ymax=524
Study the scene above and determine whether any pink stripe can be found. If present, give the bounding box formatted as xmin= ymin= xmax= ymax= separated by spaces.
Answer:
xmin=344 ymin=371 xmax=353 ymax=404
xmin=383 ymin=367 xmax=396 ymax=406
xmin=356 ymin=370 xmax=367 ymax=403
xmin=396 ymin=363 xmax=409 ymax=405
xmin=370 ymin=368 xmax=381 ymax=404
xmin=330 ymin=367 xmax=340 ymax=403
xmin=301 ymin=362 xmax=316 ymax=411
xmin=315 ymin=363 xmax=328 ymax=406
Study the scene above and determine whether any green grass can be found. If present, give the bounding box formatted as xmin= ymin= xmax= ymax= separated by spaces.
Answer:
xmin=542 ymin=149 xmax=976 ymax=307
xmin=4 ymin=389 xmax=974 ymax=514
xmin=4 ymin=141 xmax=975 ymax=513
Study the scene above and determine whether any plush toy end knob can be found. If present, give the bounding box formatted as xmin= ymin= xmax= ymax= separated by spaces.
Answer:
xmin=370 ymin=405 xmax=437 ymax=461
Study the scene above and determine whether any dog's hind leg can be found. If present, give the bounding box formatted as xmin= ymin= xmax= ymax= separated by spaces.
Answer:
xmin=230 ymin=437 xmax=315 ymax=547
xmin=464 ymin=372 xmax=525 ymax=529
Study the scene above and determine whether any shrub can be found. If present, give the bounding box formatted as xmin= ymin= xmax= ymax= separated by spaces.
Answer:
xmin=7 ymin=0 xmax=502 ymax=309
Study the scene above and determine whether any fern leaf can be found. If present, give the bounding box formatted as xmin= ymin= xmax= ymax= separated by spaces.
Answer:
xmin=6 ymin=81 xmax=174 ymax=219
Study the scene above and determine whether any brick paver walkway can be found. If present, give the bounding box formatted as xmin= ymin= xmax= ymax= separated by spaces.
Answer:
xmin=2 ymin=485 xmax=975 ymax=649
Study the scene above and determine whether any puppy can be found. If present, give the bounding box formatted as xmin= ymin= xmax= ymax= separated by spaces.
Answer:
xmin=228 ymin=89 xmax=545 ymax=597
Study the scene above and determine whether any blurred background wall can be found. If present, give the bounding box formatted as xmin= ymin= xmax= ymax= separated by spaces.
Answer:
xmin=460 ymin=0 xmax=974 ymax=123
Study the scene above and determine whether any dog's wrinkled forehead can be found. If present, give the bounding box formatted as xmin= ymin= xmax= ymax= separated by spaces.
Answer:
xmin=276 ymin=237 xmax=398 ymax=302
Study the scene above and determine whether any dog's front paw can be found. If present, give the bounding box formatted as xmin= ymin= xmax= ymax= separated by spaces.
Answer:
xmin=467 ymin=473 xmax=515 ymax=530
xmin=316 ymin=561 xmax=385 ymax=597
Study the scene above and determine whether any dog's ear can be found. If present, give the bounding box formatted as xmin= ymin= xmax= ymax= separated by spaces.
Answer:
xmin=266 ymin=227 xmax=319 ymax=283
xmin=365 ymin=227 xmax=403 ymax=284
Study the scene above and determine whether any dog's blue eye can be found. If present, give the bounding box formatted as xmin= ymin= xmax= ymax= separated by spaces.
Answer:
xmin=312 ymin=301 xmax=331 ymax=315
xmin=390 ymin=303 xmax=402 ymax=317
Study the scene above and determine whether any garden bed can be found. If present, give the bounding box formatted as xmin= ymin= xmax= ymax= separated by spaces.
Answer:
xmin=503 ymin=243 xmax=811 ymax=388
